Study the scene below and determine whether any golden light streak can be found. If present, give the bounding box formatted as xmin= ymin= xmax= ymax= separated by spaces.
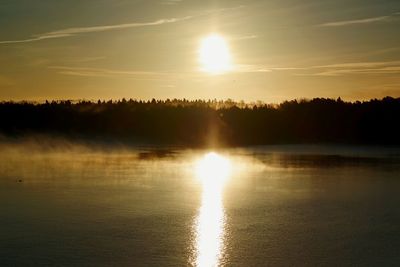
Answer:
xmin=191 ymin=152 xmax=231 ymax=267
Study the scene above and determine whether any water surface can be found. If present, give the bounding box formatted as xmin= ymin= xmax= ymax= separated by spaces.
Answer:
xmin=1 ymin=143 xmax=399 ymax=266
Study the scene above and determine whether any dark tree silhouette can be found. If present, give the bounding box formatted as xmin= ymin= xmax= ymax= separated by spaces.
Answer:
xmin=1 ymin=97 xmax=399 ymax=146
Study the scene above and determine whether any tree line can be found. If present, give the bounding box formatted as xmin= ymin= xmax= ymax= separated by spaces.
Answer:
xmin=1 ymin=97 xmax=399 ymax=146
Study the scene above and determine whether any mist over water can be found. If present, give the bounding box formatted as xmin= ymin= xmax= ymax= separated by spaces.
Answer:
xmin=1 ymin=139 xmax=400 ymax=266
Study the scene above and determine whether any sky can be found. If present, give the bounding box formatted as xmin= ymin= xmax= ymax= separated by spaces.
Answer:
xmin=0 ymin=0 xmax=400 ymax=102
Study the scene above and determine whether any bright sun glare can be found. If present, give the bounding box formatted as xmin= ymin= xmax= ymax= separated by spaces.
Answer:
xmin=199 ymin=34 xmax=232 ymax=74
xmin=195 ymin=152 xmax=232 ymax=187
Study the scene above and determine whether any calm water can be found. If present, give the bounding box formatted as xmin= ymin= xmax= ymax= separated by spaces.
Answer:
xmin=1 ymin=143 xmax=400 ymax=266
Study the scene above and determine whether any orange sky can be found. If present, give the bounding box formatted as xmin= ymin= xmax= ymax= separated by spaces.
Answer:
xmin=1 ymin=0 xmax=400 ymax=102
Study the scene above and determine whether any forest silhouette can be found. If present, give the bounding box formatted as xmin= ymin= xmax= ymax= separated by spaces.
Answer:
xmin=1 ymin=97 xmax=399 ymax=146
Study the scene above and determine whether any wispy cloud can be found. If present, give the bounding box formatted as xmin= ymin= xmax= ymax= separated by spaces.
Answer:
xmin=66 ymin=56 xmax=107 ymax=63
xmin=163 ymin=0 xmax=183 ymax=5
xmin=239 ymin=61 xmax=400 ymax=76
xmin=311 ymin=61 xmax=400 ymax=76
xmin=51 ymin=65 xmax=257 ymax=80
xmin=48 ymin=66 xmax=207 ymax=81
xmin=320 ymin=15 xmax=390 ymax=27
xmin=0 ymin=16 xmax=191 ymax=45
xmin=0 ymin=5 xmax=245 ymax=45
xmin=232 ymin=35 xmax=259 ymax=41
xmin=49 ymin=66 xmax=172 ymax=80
xmin=59 ymin=60 xmax=400 ymax=78
xmin=233 ymin=64 xmax=272 ymax=73
xmin=319 ymin=12 xmax=400 ymax=27
xmin=0 ymin=34 xmax=72 ymax=44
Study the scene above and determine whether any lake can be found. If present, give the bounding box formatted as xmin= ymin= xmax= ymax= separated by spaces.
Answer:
xmin=1 ymin=142 xmax=400 ymax=266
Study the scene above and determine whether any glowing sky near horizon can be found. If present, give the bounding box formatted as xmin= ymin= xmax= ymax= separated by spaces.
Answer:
xmin=0 ymin=0 xmax=400 ymax=102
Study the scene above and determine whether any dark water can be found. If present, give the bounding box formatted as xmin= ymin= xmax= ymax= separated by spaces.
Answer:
xmin=0 ymin=143 xmax=399 ymax=266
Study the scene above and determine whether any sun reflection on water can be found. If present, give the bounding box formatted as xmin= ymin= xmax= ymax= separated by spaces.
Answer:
xmin=192 ymin=152 xmax=231 ymax=267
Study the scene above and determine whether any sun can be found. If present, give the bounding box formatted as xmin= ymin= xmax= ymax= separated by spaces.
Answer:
xmin=199 ymin=34 xmax=232 ymax=74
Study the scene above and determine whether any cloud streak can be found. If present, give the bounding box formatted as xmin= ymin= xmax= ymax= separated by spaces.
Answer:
xmin=48 ymin=66 xmax=204 ymax=81
xmin=240 ymin=61 xmax=400 ymax=76
xmin=49 ymin=66 xmax=171 ymax=79
xmin=0 ymin=5 xmax=245 ymax=45
xmin=232 ymin=35 xmax=259 ymax=41
xmin=319 ymin=12 xmax=400 ymax=27
xmin=0 ymin=17 xmax=191 ymax=44
xmin=311 ymin=61 xmax=400 ymax=76
xmin=163 ymin=0 xmax=183 ymax=5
